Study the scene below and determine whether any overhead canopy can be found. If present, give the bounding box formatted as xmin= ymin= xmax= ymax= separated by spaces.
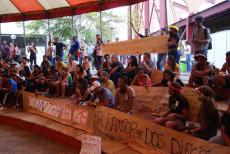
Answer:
xmin=0 ymin=0 xmax=146 ymax=23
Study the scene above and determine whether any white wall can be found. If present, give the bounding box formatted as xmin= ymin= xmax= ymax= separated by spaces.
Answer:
xmin=208 ymin=30 xmax=230 ymax=68
xmin=25 ymin=46 xmax=45 ymax=65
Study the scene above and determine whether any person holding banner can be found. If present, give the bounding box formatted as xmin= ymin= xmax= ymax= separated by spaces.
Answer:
xmin=154 ymin=82 xmax=189 ymax=130
xmin=168 ymin=26 xmax=180 ymax=64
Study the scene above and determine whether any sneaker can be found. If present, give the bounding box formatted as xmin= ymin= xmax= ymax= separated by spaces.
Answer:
xmin=70 ymin=95 xmax=75 ymax=99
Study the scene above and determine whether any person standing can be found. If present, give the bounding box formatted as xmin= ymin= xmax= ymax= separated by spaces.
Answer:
xmin=1 ymin=41 xmax=10 ymax=62
xmin=192 ymin=16 xmax=211 ymax=57
xmin=69 ymin=36 xmax=80 ymax=62
xmin=157 ymin=29 xmax=168 ymax=70
xmin=53 ymin=37 xmax=66 ymax=61
xmin=168 ymin=26 xmax=180 ymax=64
xmin=184 ymin=41 xmax=192 ymax=72
xmin=96 ymin=34 xmax=103 ymax=45
xmin=27 ymin=42 xmax=37 ymax=69
xmin=46 ymin=41 xmax=54 ymax=65
xmin=13 ymin=42 xmax=20 ymax=62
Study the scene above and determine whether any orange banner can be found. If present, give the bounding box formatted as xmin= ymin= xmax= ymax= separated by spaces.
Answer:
xmin=94 ymin=106 xmax=230 ymax=154
xmin=100 ymin=35 xmax=169 ymax=55
xmin=23 ymin=91 xmax=95 ymax=133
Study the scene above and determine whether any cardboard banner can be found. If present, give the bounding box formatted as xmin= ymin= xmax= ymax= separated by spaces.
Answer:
xmin=93 ymin=106 xmax=230 ymax=154
xmin=131 ymin=86 xmax=169 ymax=116
xmin=181 ymin=87 xmax=201 ymax=121
xmin=23 ymin=91 xmax=95 ymax=133
xmin=100 ymin=35 xmax=169 ymax=56
xmin=80 ymin=134 xmax=101 ymax=154
xmin=132 ymin=86 xmax=201 ymax=121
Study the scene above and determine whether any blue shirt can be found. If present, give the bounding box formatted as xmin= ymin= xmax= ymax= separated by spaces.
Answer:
xmin=9 ymin=79 xmax=17 ymax=92
xmin=92 ymin=87 xmax=115 ymax=108
xmin=69 ymin=40 xmax=80 ymax=55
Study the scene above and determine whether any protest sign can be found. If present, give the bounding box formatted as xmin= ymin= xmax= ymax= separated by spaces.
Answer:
xmin=181 ymin=87 xmax=201 ymax=121
xmin=23 ymin=91 xmax=95 ymax=132
xmin=80 ymin=134 xmax=101 ymax=154
xmin=132 ymin=86 xmax=169 ymax=115
xmin=100 ymin=35 xmax=168 ymax=56
xmin=93 ymin=106 xmax=230 ymax=154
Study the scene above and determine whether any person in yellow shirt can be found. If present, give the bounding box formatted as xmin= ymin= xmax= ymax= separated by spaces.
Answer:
xmin=56 ymin=57 xmax=67 ymax=71
xmin=100 ymin=71 xmax=116 ymax=96
xmin=164 ymin=55 xmax=180 ymax=76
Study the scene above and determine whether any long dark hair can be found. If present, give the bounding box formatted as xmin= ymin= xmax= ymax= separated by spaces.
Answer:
xmin=129 ymin=55 xmax=138 ymax=67
xmin=161 ymin=70 xmax=175 ymax=86
xmin=167 ymin=55 xmax=176 ymax=72
xmin=161 ymin=70 xmax=184 ymax=87
xmin=197 ymin=86 xmax=220 ymax=133
xmin=76 ymin=64 xmax=84 ymax=73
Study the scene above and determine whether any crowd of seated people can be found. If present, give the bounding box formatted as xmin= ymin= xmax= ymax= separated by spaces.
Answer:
xmin=0 ymin=32 xmax=229 ymax=148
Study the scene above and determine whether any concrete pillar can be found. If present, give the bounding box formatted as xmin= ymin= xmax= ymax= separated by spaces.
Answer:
xmin=23 ymin=21 xmax=26 ymax=56
xmin=144 ymin=0 xmax=150 ymax=30
xmin=128 ymin=6 xmax=132 ymax=39
xmin=159 ymin=0 xmax=167 ymax=29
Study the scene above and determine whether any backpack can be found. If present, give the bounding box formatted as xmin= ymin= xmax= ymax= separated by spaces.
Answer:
xmin=204 ymin=28 xmax=212 ymax=50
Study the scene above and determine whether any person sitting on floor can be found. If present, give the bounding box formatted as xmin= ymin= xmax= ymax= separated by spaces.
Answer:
xmin=160 ymin=70 xmax=184 ymax=87
xmin=83 ymin=56 xmax=92 ymax=78
xmin=139 ymin=53 xmax=156 ymax=76
xmin=212 ymin=51 xmax=230 ymax=100
xmin=67 ymin=55 xmax=78 ymax=78
xmin=40 ymin=55 xmax=51 ymax=78
xmin=115 ymin=76 xmax=136 ymax=114
xmin=88 ymin=81 xmax=115 ymax=108
xmin=131 ymin=69 xmax=152 ymax=87
xmin=74 ymin=78 xmax=91 ymax=104
xmin=164 ymin=55 xmax=180 ymax=76
xmin=109 ymin=55 xmax=124 ymax=85
xmin=55 ymin=67 xmax=72 ymax=97
xmin=210 ymin=111 xmax=230 ymax=147
xmin=100 ymin=54 xmax=111 ymax=72
xmin=46 ymin=66 xmax=59 ymax=96
xmin=124 ymin=55 xmax=139 ymax=82
xmin=56 ymin=57 xmax=67 ymax=71
xmin=190 ymin=86 xmax=220 ymax=140
xmin=74 ymin=64 xmax=87 ymax=80
xmin=188 ymin=54 xmax=213 ymax=88
xmin=35 ymin=76 xmax=49 ymax=96
xmin=25 ymin=65 xmax=43 ymax=92
xmin=0 ymin=73 xmax=17 ymax=109
xmin=154 ymin=82 xmax=189 ymax=130
xmin=100 ymin=71 xmax=116 ymax=96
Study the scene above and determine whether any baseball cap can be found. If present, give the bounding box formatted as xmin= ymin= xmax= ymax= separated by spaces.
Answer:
xmin=90 ymin=81 xmax=101 ymax=91
xmin=194 ymin=54 xmax=207 ymax=61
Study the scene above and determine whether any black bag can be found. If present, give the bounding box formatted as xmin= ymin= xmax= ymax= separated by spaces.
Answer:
xmin=204 ymin=28 xmax=212 ymax=50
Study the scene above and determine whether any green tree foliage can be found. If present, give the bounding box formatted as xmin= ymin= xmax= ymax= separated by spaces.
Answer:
xmin=25 ymin=11 xmax=124 ymax=44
